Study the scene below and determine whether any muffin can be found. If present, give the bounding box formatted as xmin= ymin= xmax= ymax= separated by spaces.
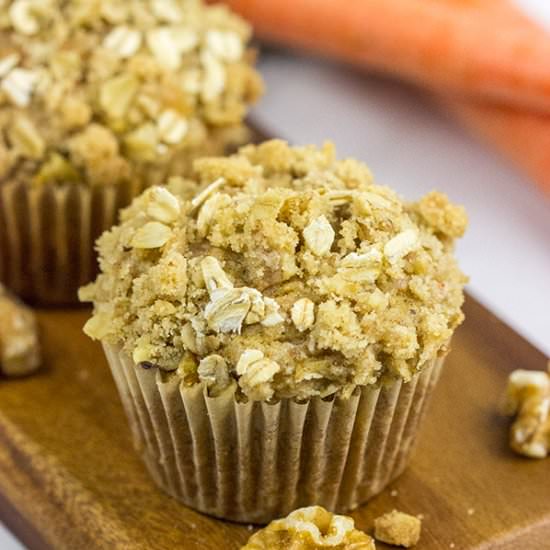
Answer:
xmin=0 ymin=0 xmax=262 ymax=304
xmin=80 ymin=140 xmax=468 ymax=522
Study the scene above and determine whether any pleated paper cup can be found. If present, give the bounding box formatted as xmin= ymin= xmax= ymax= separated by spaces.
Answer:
xmin=103 ymin=343 xmax=444 ymax=524
xmin=0 ymin=180 xmax=147 ymax=305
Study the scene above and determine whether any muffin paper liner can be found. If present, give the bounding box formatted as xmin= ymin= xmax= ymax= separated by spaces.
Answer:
xmin=103 ymin=343 xmax=444 ymax=523
xmin=0 ymin=180 xmax=147 ymax=305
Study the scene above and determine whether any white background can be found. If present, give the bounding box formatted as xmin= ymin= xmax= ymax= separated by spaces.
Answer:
xmin=1 ymin=0 xmax=549 ymax=547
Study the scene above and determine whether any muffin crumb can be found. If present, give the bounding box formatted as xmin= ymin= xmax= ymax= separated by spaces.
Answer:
xmin=502 ymin=366 xmax=550 ymax=458
xmin=0 ymin=285 xmax=40 ymax=377
xmin=241 ymin=506 xmax=375 ymax=549
xmin=374 ymin=510 xmax=421 ymax=548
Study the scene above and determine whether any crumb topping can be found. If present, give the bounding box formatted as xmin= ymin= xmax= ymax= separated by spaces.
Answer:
xmin=0 ymin=0 xmax=263 ymax=187
xmin=374 ymin=510 xmax=421 ymax=548
xmin=81 ymin=140 xmax=467 ymax=401
xmin=241 ymin=506 xmax=375 ymax=549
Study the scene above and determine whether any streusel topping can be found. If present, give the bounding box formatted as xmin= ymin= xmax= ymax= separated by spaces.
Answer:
xmin=0 ymin=0 xmax=262 ymax=187
xmin=241 ymin=506 xmax=375 ymax=550
xmin=81 ymin=140 xmax=467 ymax=401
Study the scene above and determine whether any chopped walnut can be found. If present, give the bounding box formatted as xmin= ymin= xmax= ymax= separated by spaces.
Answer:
xmin=0 ymin=285 xmax=40 ymax=377
xmin=502 ymin=367 xmax=550 ymax=459
xmin=0 ymin=0 xmax=263 ymax=188
xmin=374 ymin=510 xmax=421 ymax=548
xmin=81 ymin=141 xmax=467 ymax=401
xmin=241 ymin=506 xmax=375 ymax=549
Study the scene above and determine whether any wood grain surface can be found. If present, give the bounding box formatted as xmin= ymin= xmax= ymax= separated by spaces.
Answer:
xmin=0 ymin=295 xmax=548 ymax=549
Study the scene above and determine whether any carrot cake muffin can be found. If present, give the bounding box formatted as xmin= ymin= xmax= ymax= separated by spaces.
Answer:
xmin=81 ymin=140 xmax=467 ymax=521
xmin=0 ymin=0 xmax=262 ymax=303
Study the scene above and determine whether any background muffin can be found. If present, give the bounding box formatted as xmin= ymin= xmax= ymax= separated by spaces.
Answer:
xmin=82 ymin=140 xmax=467 ymax=522
xmin=0 ymin=0 xmax=263 ymax=303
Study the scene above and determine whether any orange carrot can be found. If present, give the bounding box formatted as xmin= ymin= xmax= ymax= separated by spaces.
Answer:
xmin=216 ymin=0 xmax=550 ymax=113
xmin=449 ymin=101 xmax=550 ymax=195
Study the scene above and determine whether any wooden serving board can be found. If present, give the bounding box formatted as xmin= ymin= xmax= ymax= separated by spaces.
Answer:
xmin=0 ymin=295 xmax=548 ymax=549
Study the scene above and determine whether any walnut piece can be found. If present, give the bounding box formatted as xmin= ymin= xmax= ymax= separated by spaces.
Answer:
xmin=0 ymin=285 xmax=40 ymax=377
xmin=503 ymin=367 xmax=550 ymax=459
xmin=374 ymin=510 xmax=421 ymax=548
xmin=241 ymin=505 xmax=375 ymax=549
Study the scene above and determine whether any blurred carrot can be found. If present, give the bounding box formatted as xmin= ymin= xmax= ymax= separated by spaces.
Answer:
xmin=216 ymin=0 xmax=550 ymax=113
xmin=449 ymin=101 xmax=550 ymax=195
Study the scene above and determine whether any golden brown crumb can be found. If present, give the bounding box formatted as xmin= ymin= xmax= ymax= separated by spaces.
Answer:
xmin=0 ymin=0 xmax=262 ymax=188
xmin=374 ymin=510 xmax=421 ymax=548
xmin=241 ymin=506 xmax=375 ymax=549
xmin=416 ymin=191 xmax=467 ymax=239
xmin=502 ymin=366 xmax=550 ymax=458
xmin=0 ymin=285 xmax=40 ymax=377
xmin=81 ymin=140 xmax=467 ymax=401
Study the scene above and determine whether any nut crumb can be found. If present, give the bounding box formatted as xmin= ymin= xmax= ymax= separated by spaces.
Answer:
xmin=241 ymin=506 xmax=375 ymax=549
xmin=0 ymin=285 xmax=40 ymax=377
xmin=502 ymin=366 xmax=550 ymax=458
xmin=374 ymin=510 xmax=421 ymax=548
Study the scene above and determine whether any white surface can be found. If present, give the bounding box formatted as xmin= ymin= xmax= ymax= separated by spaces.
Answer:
xmin=1 ymin=1 xmax=549 ymax=549
xmin=0 ymin=523 xmax=24 ymax=550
